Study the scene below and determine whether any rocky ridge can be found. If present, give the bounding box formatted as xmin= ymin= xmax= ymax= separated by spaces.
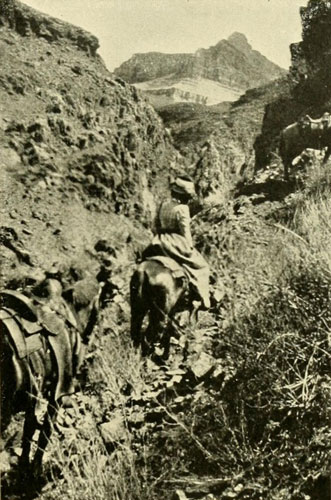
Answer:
xmin=114 ymin=32 xmax=286 ymax=106
xmin=0 ymin=0 xmax=99 ymax=55
xmin=0 ymin=0 xmax=178 ymax=287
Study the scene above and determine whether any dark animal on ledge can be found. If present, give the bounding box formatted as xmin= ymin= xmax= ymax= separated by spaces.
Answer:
xmin=130 ymin=257 xmax=198 ymax=360
xmin=279 ymin=112 xmax=331 ymax=179
xmin=130 ymin=176 xmax=210 ymax=361
xmin=0 ymin=275 xmax=103 ymax=476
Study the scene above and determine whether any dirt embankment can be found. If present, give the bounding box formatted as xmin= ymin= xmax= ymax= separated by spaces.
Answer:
xmin=0 ymin=0 xmax=179 ymax=288
xmin=1 ymin=2 xmax=330 ymax=500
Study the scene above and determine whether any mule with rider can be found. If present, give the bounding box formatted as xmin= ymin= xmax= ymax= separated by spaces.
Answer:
xmin=130 ymin=176 xmax=210 ymax=359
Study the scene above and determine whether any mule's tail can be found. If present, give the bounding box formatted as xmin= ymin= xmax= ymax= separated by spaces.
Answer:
xmin=130 ymin=267 xmax=147 ymax=308
xmin=130 ymin=267 xmax=148 ymax=347
xmin=278 ymin=132 xmax=290 ymax=180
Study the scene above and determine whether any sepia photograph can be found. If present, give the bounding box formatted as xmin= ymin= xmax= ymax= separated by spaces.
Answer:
xmin=0 ymin=0 xmax=330 ymax=498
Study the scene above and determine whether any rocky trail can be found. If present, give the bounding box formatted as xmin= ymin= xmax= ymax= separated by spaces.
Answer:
xmin=0 ymin=164 xmax=310 ymax=500
xmin=1 ymin=117 xmax=329 ymax=500
xmin=1 ymin=275 xmax=230 ymax=500
xmin=1 ymin=1 xmax=330 ymax=499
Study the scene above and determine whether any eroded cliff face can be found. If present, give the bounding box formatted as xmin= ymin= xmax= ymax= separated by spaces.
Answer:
xmin=115 ymin=33 xmax=285 ymax=106
xmin=254 ymin=0 xmax=331 ymax=170
xmin=0 ymin=0 xmax=178 ymax=217
xmin=115 ymin=33 xmax=284 ymax=90
xmin=135 ymin=78 xmax=242 ymax=108
xmin=0 ymin=0 xmax=178 ymax=285
xmin=0 ymin=0 xmax=99 ymax=54
xmin=291 ymin=2 xmax=331 ymax=87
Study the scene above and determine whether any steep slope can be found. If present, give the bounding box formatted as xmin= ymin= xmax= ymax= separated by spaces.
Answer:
xmin=1 ymin=2 xmax=330 ymax=500
xmin=157 ymin=101 xmax=231 ymax=157
xmin=114 ymin=32 xmax=286 ymax=106
xmin=158 ymin=79 xmax=288 ymax=155
xmin=0 ymin=0 xmax=178 ymax=286
xmin=156 ymin=78 xmax=289 ymax=206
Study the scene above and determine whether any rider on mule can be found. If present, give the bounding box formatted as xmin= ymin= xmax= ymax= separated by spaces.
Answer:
xmin=143 ymin=176 xmax=210 ymax=310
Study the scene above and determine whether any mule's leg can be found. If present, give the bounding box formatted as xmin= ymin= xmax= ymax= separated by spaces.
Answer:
xmin=130 ymin=305 xmax=146 ymax=349
xmin=189 ymin=301 xmax=200 ymax=325
xmin=143 ymin=303 xmax=166 ymax=357
xmin=157 ymin=292 xmax=173 ymax=360
xmin=284 ymin=158 xmax=290 ymax=181
xmin=323 ymin=146 xmax=331 ymax=164
xmin=81 ymin=300 xmax=99 ymax=345
xmin=20 ymin=400 xmax=37 ymax=469
xmin=130 ymin=271 xmax=147 ymax=349
xmin=32 ymin=399 xmax=58 ymax=475
xmin=143 ymin=311 xmax=157 ymax=356
xmin=161 ymin=318 xmax=172 ymax=360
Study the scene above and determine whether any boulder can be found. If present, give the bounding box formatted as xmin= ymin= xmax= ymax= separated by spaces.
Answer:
xmin=188 ymin=352 xmax=216 ymax=380
xmin=98 ymin=411 xmax=126 ymax=449
xmin=0 ymin=147 xmax=21 ymax=169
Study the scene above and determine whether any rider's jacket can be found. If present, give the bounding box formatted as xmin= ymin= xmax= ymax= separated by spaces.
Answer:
xmin=149 ymin=198 xmax=210 ymax=308
xmin=155 ymin=200 xmax=193 ymax=249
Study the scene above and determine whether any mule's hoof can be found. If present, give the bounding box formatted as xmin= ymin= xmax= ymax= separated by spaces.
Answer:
xmin=61 ymin=395 xmax=75 ymax=408
xmin=154 ymin=344 xmax=163 ymax=357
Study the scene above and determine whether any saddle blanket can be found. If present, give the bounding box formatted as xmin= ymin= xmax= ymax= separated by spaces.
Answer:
xmin=146 ymin=255 xmax=187 ymax=280
xmin=0 ymin=308 xmax=43 ymax=358
xmin=0 ymin=295 xmax=78 ymax=401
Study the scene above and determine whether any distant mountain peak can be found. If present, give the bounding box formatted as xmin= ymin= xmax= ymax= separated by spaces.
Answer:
xmin=114 ymin=33 xmax=286 ymax=106
xmin=227 ymin=32 xmax=252 ymax=52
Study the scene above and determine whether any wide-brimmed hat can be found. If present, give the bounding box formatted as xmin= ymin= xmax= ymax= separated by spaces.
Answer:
xmin=170 ymin=177 xmax=196 ymax=197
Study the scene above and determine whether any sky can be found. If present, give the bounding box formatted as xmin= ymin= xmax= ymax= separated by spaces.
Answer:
xmin=22 ymin=0 xmax=305 ymax=71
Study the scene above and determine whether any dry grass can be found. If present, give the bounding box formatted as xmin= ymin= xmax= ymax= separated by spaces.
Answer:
xmin=38 ymin=324 xmax=152 ymax=500
xmin=139 ymin=159 xmax=331 ymax=499
xmin=29 ymin=161 xmax=331 ymax=500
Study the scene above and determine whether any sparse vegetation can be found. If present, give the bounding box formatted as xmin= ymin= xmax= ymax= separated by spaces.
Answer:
xmin=1 ymin=2 xmax=331 ymax=500
xmin=16 ymin=159 xmax=327 ymax=500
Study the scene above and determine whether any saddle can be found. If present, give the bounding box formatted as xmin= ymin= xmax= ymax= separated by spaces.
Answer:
xmin=301 ymin=113 xmax=331 ymax=132
xmin=0 ymin=289 xmax=79 ymax=401
xmin=1 ymin=289 xmax=39 ymax=322
xmin=0 ymin=307 xmax=43 ymax=358
xmin=146 ymin=255 xmax=188 ymax=281
xmin=145 ymin=256 xmax=201 ymax=312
